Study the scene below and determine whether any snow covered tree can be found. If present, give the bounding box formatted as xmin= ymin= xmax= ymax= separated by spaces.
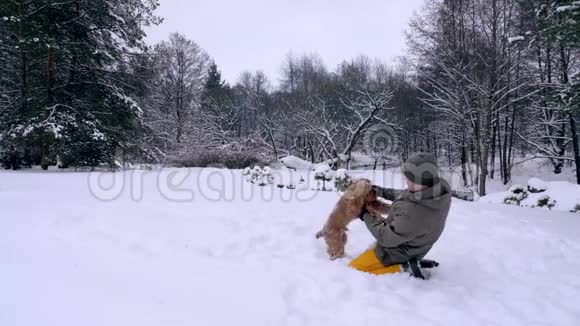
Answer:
xmin=407 ymin=0 xmax=572 ymax=193
xmin=149 ymin=33 xmax=210 ymax=151
xmin=199 ymin=62 xmax=237 ymax=138
xmin=295 ymin=58 xmax=397 ymax=168
xmin=203 ymin=63 xmax=228 ymax=100
xmin=233 ymin=70 xmax=271 ymax=138
xmin=535 ymin=0 xmax=580 ymax=183
xmin=0 ymin=0 xmax=161 ymax=169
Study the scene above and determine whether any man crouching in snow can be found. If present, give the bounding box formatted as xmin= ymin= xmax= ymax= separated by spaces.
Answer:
xmin=349 ymin=152 xmax=452 ymax=278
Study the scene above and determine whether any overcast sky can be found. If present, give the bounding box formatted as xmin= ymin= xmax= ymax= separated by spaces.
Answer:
xmin=146 ymin=0 xmax=425 ymax=85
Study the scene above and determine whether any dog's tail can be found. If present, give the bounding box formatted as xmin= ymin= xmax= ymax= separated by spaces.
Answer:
xmin=315 ymin=230 xmax=325 ymax=239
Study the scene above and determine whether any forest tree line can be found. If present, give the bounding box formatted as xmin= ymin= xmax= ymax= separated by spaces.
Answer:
xmin=1 ymin=0 xmax=579 ymax=195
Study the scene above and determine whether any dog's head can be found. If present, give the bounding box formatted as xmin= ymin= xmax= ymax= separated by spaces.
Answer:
xmin=345 ymin=178 xmax=375 ymax=208
xmin=366 ymin=186 xmax=378 ymax=203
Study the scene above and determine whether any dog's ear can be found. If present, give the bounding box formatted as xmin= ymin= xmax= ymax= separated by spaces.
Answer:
xmin=349 ymin=180 xmax=372 ymax=198
xmin=366 ymin=189 xmax=378 ymax=202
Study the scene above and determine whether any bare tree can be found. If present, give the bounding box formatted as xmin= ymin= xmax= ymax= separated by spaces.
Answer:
xmin=296 ymin=87 xmax=395 ymax=168
xmin=152 ymin=33 xmax=210 ymax=148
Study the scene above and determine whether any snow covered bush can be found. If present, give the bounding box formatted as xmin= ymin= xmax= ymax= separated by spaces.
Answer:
xmin=171 ymin=150 xmax=263 ymax=169
xmin=242 ymin=167 xmax=252 ymax=182
xmin=0 ymin=144 xmax=23 ymax=170
xmin=503 ymin=195 xmax=519 ymax=206
xmin=503 ymin=185 xmax=528 ymax=206
xmin=262 ymin=166 xmax=271 ymax=175
xmin=483 ymin=180 xmax=580 ymax=213
xmin=324 ymin=169 xmax=335 ymax=181
xmin=59 ymin=135 xmax=113 ymax=170
xmin=502 ymin=185 xmax=555 ymax=209
xmin=536 ymin=195 xmax=556 ymax=210
xmin=250 ymin=166 xmax=263 ymax=184
xmin=335 ymin=168 xmax=351 ymax=192
xmin=40 ymin=157 xmax=52 ymax=170
xmin=527 ymin=178 xmax=548 ymax=193
xmin=313 ymin=163 xmax=332 ymax=191
xmin=1 ymin=119 xmax=113 ymax=170
xmin=247 ymin=165 xmax=272 ymax=186
xmin=260 ymin=166 xmax=273 ymax=186
xmin=509 ymin=185 xmax=527 ymax=195
xmin=314 ymin=163 xmax=331 ymax=179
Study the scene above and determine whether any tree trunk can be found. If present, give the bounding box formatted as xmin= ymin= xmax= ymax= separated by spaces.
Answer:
xmin=307 ymin=138 xmax=315 ymax=163
xmin=46 ymin=46 xmax=54 ymax=105
xmin=506 ymin=107 xmax=516 ymax=184
xmin=501 ymin=114 xmax=508 ymax=182
xmin=570 ymin=113 xmax=580 ymax=184
xmin=18 ymin=1 xmax=27 ymax=114
xmin=46 ymin=0 xmax=54 ymax=106
xmin=447 ymin=141 xmax=452 ymax=167
xmin=461 ymin=143 xmax=468 ymax=186
xmin=490 ymin=115 xmax=498 ymax=179
xmin=266 ymin=126 xmax=278 ymax=160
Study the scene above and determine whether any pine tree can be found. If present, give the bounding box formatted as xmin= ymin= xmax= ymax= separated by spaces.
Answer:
xmin=204 ymin=63 xmax=227 ymax=94
xmin=0 ymin=0 xmax=161 ymax=169
xmin=201 ymin=62 xmax=231 ymax=114
xmin=536 ymin=0 xmax=580 ymax=183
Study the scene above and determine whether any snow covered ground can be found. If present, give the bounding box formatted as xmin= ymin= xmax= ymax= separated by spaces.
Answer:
xmin=2 ymin=167 xmax=580 ymax=326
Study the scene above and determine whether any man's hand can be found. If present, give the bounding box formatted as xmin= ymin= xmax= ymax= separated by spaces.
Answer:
xmin=371 ymin=185 xmax=400 ymax=202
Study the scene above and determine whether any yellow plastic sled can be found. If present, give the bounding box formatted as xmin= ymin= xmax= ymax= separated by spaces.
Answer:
xmin=349 ymin=248 xmax=439 ymax=279
xmin=349 ymin=248 xmax=402 ymax=275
